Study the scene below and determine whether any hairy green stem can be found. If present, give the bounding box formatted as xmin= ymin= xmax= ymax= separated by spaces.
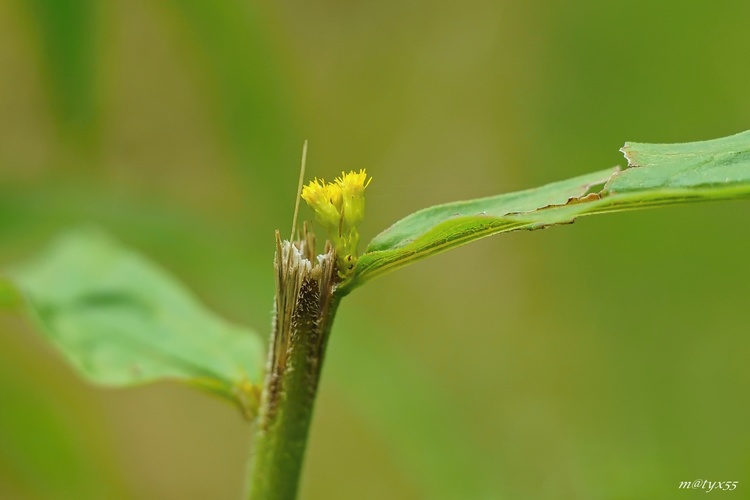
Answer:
xmin=246 ymin=233 xmax=340 ymax=499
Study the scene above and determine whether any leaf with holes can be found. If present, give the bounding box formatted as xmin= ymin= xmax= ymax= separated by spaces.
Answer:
xmin=340 ymin=129 xmax=750 ymax=293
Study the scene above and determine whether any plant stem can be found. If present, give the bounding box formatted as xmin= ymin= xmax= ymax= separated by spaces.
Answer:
xmin=246 ymin=232 xmax=340 ymax=500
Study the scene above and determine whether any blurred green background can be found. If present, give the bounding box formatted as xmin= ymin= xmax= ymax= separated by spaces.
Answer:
xmin=1 ymin=0 xmax=749 ymax=498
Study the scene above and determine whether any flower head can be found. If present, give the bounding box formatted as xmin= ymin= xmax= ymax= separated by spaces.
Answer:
xmin=301 ymin=178 xmax=342 ymax=234
xmin=301 ymin=169 xmax=372 ymax=278
xmin=336 ymin=169 xmax=371 ymax=229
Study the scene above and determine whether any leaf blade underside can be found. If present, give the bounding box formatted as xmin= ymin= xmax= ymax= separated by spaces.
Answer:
xmin=4 ymin=229 xmax=265 ymax=418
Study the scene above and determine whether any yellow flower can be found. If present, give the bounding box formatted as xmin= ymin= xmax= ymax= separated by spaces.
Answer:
xmin=301 ymin=169 xmax=371 ymax=278
xmin=300 ymin=178 xmax=342 ymax=234
xmin=336 ymin=169 xmax=371 ymax=230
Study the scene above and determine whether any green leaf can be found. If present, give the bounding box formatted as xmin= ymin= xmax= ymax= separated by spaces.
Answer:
xmin=343 ymin=129 xmax=750 ymax=293
xmin=6 ymin=229 xmax=265 ymax=418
